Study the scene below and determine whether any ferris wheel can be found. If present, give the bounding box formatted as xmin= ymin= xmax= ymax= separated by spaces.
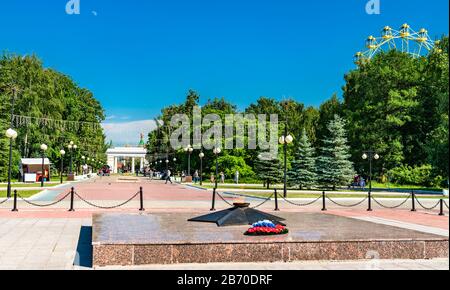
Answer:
xmin=354 ymin=23 xmax=442 ymax=66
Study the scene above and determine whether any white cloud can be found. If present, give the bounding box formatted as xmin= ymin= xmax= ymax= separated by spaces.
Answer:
xmin=102 ymin=120 xmax=157 ymax=146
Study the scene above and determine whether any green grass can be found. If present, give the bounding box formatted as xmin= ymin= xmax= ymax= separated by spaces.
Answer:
xmin=195 ymin=182 xmax=445 ymax=192
xmin=0 ymin=190 xmax=41 ymax=198
xmin=234 ymin=192 xmax=448 ymax=199
xmin=0 ymin=183 xmax=60 ymax=189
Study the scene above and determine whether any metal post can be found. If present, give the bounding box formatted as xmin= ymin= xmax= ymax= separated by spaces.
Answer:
xmin=69 ymin=187 xmax=75 ymax=212
xmin=12 ymin=190 xmax=18 ymax=212
xmin=322 ymin=191 xmax=327 ymax=211
xmin=274 ymin=188 xmax=279 ymax=211
xmin=60 ymin=156 xmax=64 ymax=184
xmin=411 ymin=191 xmax=416 ymax=212
xmin=210 ymin=187 xmax=216 ymax=211
xmin=200 ymin=156 xmax=203 ymax=186
xmin=369 ymin=157 xmax=372 ymax=198
xmin=69 ymin=149 xmax=73 ymax=175
xmin=439 ymin=199 xmax=444 ymax=216
xmin=7 ymin=138 xmax=13 ymax=198
xmin=7 ymin=89 xmax=16 ymax=199
xmin=215 ymin=154 xmax=219 ymax=189
xmin=41 ymin=152 xmax=45 ymax=188
xmin=367 ymin=191 xmax=372 ymax=211
xmin=139 ymin=187 xmax=145 ymax=211
xmin=188 ymin=152 xmax=191 ymax=176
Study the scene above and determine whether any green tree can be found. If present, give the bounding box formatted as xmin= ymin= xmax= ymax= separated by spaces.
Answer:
xmin=254 ymin=151 xmax=283 ymax=189
xmin=316 ymin=115 xmax=355 ymax=190
xmin=288 ymin=129 xmax=317 ymax=189
xmin=0 ymin=54 xmax=107 ymax=180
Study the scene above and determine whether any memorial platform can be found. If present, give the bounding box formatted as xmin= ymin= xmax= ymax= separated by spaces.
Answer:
xmin=92 ymin=212 xmax=448 ymax=267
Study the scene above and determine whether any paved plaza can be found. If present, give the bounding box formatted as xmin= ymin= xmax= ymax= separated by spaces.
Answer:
xmin=0 ymin=176 xmax=448 ymax=270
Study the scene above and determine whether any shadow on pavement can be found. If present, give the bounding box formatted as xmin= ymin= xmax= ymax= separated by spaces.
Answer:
xmin=74 ymin=226 xmax=93 ymax=268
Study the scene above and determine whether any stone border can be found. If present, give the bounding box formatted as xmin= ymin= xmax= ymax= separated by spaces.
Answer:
xmin=93 ymin=239 xmax=449 ymax=267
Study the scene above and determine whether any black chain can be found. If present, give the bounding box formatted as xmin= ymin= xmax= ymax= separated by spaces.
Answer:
xmin=74 ymin=192 xmax=140 ymax=209
xmin=371 ymin=195 xmax=411 ymax=209
xmin=251 ymin=194 xmax=274 ymax=209
xmin=17 ymin=192 xmax=71 ymax=207
xmin=326 ymin=196 xmax=368 ymax=208
xmin=216 ymin=192 xmax=235 ymax=207
xmin=0 ymin=197 xmax=10 ymax=205
xmin=414 ymin=196 xmax=441 ymax=210
xmin=278 ymin=194 xmax=322 ymax=207
xmin=444 ymin=200 xmax=449 ymax=210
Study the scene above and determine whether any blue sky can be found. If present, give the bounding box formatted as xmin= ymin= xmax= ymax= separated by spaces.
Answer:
xmin=1 ymin=0 xmax=448 ymax=145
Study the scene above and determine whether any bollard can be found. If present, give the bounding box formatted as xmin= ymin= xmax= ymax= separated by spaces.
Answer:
xmin=411 ymin=191 xmax=416 ymax=212
xmin=210 ymin=187 xmax=216 ymax=211
xmin=274 ymin=189 xmax=279 ymax=211
xmin=439 ymin=199 xmax=444 ymax=216
xmin=367 ymin=191 xmax=373 ymax=212
xmin=69 ymin=187 xmax=75 ymax=212
xmin=139 ymin=187 xmax=145 ymax=211
xmin=12 ymin=190 xmax=18 ymax=212
xmin=321 ymin=191 xmax=327 ymax=211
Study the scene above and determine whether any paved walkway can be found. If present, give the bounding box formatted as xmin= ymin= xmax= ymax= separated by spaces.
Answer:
xmin=0 ymin=176 xmax=448 ymax=270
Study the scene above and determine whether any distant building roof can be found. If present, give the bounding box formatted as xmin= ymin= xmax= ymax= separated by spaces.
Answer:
xmin=20 ymin=158 xmax=51 ymax=165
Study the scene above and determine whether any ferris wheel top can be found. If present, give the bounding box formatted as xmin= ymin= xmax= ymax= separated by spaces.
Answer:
xmin=355 ymin=23 xmax=443 ymax=66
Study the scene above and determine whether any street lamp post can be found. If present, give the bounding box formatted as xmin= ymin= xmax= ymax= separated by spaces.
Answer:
xmin=67 ymin=141 xmax=77 ymax=180
xmin=40 ymin=144 xmax=48 ymax=187
xmin=60 ymin=149 xmax=66 ymax=184
xmin=81 ymin=156 xmax=85 ymax=174
xmin=213 ymin=147 xmax=221 ymax=188
xmin=5 ymin=128 xmax=18 ymax=198
xmin=279 ymin=130 xmax=294 ymax=198
xmin=199 ymin=152 xmax=205 ymax=186
xmin=184 ymin=145 xmax=194 ymax=176
xmin=362 ymin=150 xmax=380 ymax=211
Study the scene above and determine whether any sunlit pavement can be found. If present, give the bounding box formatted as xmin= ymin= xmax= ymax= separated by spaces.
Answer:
xmin=0 ymin=176 xmax=448 ymax=270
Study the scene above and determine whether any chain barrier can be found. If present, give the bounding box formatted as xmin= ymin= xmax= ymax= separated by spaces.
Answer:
xmin=17 ymin=192 xmax=71 ymax=207
xmin=74 ymin=191 xmax=140 ymax=210
xmin=0 ymin=197 xmax=10 ymax=205
xmin=215 ymin=191 xmax=235 ymax=207
xmin=371 ymin=194 xmax=412 ymax=209
xmin=414 ymin=196 xmax=441 ymax=211
xmin=278 ymin=194 xmax=322 ymax=207
xmin=444 ymin=200 xmax=449 ymax=210
xmin=251 ymin=194 xmax=274 ymax=209
xmin=326 ymin=196 xmax=368 ymax=208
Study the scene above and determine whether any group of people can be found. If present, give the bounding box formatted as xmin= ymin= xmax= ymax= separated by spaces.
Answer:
xmin=350 ymin=175 xmax=366 ymax=189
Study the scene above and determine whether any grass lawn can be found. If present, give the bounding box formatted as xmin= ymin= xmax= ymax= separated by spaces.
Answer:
xmin=0 ymin=190 xmax=41 ymax=199
xmin=195 ymin=182 xmax=445 ymax=193
xmin=229 ymin=192 xmax=448 ymax=199
xmin=0 ymin=183 xmax=60 ymax=189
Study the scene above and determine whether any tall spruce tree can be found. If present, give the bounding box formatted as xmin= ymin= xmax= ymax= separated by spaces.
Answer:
xmin=316 ymin=115 xmax=355 ymax=190
xmin=254 ymin=151 xmax=283 ymax=189
xmin=288 ymin=129 xmax=317 ymax=189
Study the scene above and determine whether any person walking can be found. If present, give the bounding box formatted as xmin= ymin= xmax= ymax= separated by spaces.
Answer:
xmin=220 ymin=172 xmax=225 ymax=184
xmin=193 ymin=170 xmax=199 ymax=184
xmin=166 ymin=169 xmax=173 ymax=184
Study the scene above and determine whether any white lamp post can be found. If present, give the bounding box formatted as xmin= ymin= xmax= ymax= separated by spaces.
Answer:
xmin=40 ymin=144 xmax=48 ymax=187
xmin=5 ymin=128 xmax=18 ymax=198
xmin=60 ymin=149 xmax=66 ymax=184
xmin=279 ymin=133 xmax=294 ymax=197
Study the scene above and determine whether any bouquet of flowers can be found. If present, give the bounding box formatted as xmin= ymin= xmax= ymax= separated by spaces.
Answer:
xmin=244 ymin=220 xmax=288 ymax=236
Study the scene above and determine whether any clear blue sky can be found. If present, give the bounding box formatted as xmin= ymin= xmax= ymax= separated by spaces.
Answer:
xmin=1 ymin=0 xmax=448 ymax=142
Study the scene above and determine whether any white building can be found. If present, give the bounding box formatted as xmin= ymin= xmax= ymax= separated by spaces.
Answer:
xmin=106 ymin=147 xmax=148 ymax=174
